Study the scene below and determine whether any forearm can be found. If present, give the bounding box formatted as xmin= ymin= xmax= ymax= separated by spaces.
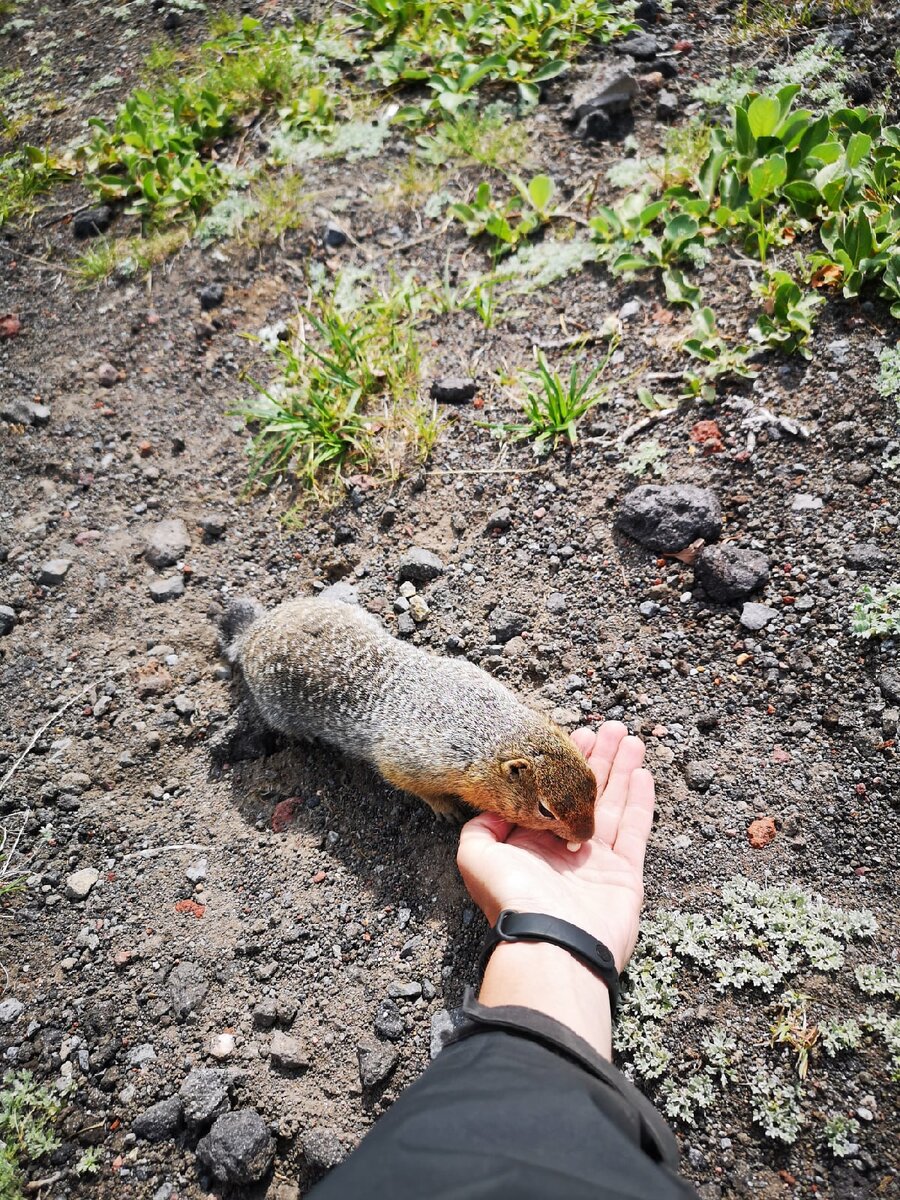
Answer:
xmin=478 ymin=940 xmax=613 ymax=1059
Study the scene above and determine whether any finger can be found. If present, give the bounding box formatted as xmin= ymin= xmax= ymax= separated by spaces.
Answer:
xmin=594 ymin=735 xmax=646 ymax=847
xmin=584 ymin=721 xmax=628 ymax=795
xmin=570 ymin=727 xmax=596 ymax=758
xmin=612 ymin=767 xmax=656 ymax=872
xmin=457 ymin=811 xmax=514 ymax=871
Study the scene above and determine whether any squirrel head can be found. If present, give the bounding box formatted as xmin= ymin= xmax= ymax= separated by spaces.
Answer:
xmin=487 ymin=724 xmax=596 ymax=844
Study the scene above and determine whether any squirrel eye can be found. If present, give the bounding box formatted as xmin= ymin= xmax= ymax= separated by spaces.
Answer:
xmin=538 ymin=801 xmax=557 ymax=821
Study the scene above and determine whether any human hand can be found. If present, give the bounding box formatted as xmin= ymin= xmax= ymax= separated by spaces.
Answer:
xmin=457 ymin=722 xmax=655 ymax=973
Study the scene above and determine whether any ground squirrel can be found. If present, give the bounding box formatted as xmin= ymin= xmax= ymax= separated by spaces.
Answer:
xmin=221 ymin=597 xmax=597 ymax=848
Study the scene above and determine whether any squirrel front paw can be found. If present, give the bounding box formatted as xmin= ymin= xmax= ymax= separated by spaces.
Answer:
xmin=421 ymin=794 xmax=468 ymax=824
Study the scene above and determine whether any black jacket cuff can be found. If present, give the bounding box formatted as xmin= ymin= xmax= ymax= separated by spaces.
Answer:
xmin=452 ymin=987 xmax=681 ymax=1169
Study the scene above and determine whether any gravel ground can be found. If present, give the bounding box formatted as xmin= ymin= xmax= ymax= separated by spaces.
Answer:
xmin=1 ymin=1 xmax=898 ymax=1197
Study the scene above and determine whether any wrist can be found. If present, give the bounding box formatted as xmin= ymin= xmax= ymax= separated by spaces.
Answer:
xmin=478 ymin=940 xmax=613 ymax=1060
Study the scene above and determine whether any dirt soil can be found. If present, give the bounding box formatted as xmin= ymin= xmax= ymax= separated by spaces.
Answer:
xmin=1 ymin=1 xmax=899 ymax=1198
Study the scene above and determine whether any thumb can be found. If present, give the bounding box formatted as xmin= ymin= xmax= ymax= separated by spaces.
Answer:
xmin=457 ymin=811 xmax=514 ymax=869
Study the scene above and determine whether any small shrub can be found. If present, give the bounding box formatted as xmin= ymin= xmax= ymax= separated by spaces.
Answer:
xmin=237 ymin=273 xmax=432 ymax=499
xmin=822 ymin=1113 xmax=861 ymax=1158
xmin=496 ymin=344 xmax=615 ymax=455
xmin=876 ymin=345 xmax=900 ymax=401
xmin=851 ymin=585 xmax=900 ymax=639
xmin=0 ymin=1071 xmax=71 ymax=1200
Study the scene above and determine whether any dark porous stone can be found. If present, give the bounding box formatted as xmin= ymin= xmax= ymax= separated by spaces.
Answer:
xmin=168 ymin=960 xmax=208 ymax=1019
xmin=845 ymin=543 xmax=886 ymax=571
xmin=133 ymin=1096 xmax=183 ymax=1143
xmin=199 ymin=283 xmax=225 ymax=311
xmin=635 ymin=0 xmax=660 ymax=19
xmin=486 ymin=506 xmax=513 ymax=532
xmin=374 ymin=998 xmax=404 ymax=1041
xmin=196 ymin=1110 xmax=274 ymax=1185
xmin=180 ymin=1068 xmax=231 ymax=1129
xmin=878 ymin=669 xmax=900 ymax=705
xmin=0 ymin=605 xmax=16 ymax=635
xmin=695 ymin=545 xmax=769 ymax=602
xmin=568 ymin=61 xmax=638 ymax=130
xmin=685 ymin=760 xmax=716 ymax=792
xmin=357 ymin=1039 xmax=398 ymax=1090
xmin=846 ymin=461 xmax=874 ymax=486
xmin=488 ymin=607 xmax=527 ymax=643
xmin=323 ymin=222 xmax=348 ymax=249
xmin=397 ymin=547 xmax=444 ymax=584
xmin=617 ymin=32 xmax=659 ymax=59
xmin=615 ymin=484 xmax=722 ymax=552
xmin=301 ymin=1127 xmax=346 ymax=1171
xmin=73 ymin=206 xmax=113 ymax=238
xmin=430 ymin=376 xmax=476 ymax=404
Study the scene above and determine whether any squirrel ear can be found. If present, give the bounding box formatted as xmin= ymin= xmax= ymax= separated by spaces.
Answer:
xmin=501 ymin=758 xmax=532 ymax=779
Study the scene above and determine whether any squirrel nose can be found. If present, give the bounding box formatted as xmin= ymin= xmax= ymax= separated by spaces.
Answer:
xmin=571 ymin=813 xmax=595 ymax=842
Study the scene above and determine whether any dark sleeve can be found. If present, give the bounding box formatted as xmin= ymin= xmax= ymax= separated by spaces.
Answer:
xmin=310 ymin=990 xmax=698 ymax=1200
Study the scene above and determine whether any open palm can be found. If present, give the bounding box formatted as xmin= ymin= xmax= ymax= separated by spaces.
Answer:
xmin=457 ymin=722 xmax=655 ymax=972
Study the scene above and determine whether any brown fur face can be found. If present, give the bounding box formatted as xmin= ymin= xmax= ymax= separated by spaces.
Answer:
xmin=458 ymin=725 xmax=597 ymax=843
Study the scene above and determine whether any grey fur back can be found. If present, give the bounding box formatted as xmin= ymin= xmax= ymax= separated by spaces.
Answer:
xmin=232 ymin=598 xmax=547 ymax=773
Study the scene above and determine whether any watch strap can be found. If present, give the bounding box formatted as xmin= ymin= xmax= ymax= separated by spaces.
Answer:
xmin=479 ymin=910 xmax=620 ymax=1016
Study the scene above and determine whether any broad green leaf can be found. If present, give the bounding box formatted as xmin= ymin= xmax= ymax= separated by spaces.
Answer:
xmin=748 ymin=153 xmax=787 ymax=200
xmin=734 ymin=104 xmax=753 ymax=156
xmin=845 ymin=132 xmax=872 ymax=169
xmin=665 ymin=213 xmax=699 ymax=243
xmin=532 ymin=58 xmax=567 ymax=82
xmin=781 ymin=180 xmax=822 ymax=216
xmin=527 ymin=174 xmax=556 ymax=212
xmin=775 ymin=84 xmax=801 ymax=120
xmin=698 ymin=149 xmax=728 ymax=202
xmin=663 ymin=268 xmax=702 ymax=307
xmin=610 ymin=251 xmax=652 ymax=273
xmin=747 ymin=95 xmax=781 ymax=139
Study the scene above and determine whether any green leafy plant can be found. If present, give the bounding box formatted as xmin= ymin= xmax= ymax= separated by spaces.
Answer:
xmin=359 ymin=0 xmax=635 ymax=118
xmin=450 ymin=173 xmax=560 ymax=256
xmin=415 ymin=104 xmax=529 ymax=167
xmin=238 ymin=274 xmax=431 ymax=498
xmin=750 ymin=270 xmax=823 ymax=357
xmin=70 ymin=228 xmax=189 ymax=286
xmin=78 ymin=17 xmax=340 ymax=225
xmin=851 ymin=585 xmax=900 ymax=639
xmin=822 ymin=1113 xmax=861 ymax=1158
xmin=623 ymin=440 xmax=667 ymax=477
xmin=0 ymin=1072 xmax=71 ymax=1200
xmin=497 ymin=344 xmax=614 ymax=454
xmin=0 ymin=147 xmax=74 ymax=229
xmin=615 ymin=877 xmax=880 ymax=1144
xmin=74 ymin=1147 xmax=102 ymax=1176
xmin=682 ymin=306 xmax=756 ymax=397
xmin=876 ymin=345 xmax=900 ymax=401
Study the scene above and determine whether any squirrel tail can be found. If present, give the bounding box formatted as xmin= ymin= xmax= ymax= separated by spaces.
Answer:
xmin=220 ymin=597 xmax=265 ymax=663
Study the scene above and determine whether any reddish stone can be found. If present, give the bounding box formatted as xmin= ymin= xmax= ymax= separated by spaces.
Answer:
xmin=174 ymin=899 xmax=205 ymax=919
xmin=747 ymin=817 xmax=777 ymax=848
xmin=271 ymin=797 xmax=303 ymax=832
